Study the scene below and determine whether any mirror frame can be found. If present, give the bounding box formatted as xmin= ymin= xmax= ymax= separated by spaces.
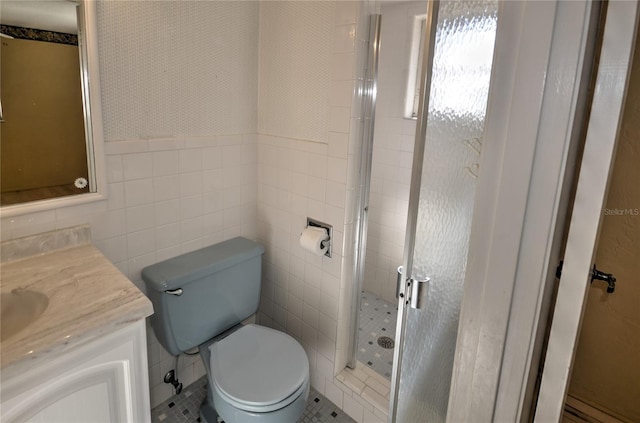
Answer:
xmin=0 ymin=0 xmax=107 ymax=218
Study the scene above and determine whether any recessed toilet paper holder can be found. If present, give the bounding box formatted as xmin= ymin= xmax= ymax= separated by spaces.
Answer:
xmin=306 ymin=217 xmax=332 ymax=258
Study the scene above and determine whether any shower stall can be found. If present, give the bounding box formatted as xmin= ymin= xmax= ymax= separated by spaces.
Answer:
xmin=348 ymin=0 xmax=498 ymax=420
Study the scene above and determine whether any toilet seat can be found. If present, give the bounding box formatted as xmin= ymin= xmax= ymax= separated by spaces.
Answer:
xmin=209 ymin=324 xmax=309 ymax=413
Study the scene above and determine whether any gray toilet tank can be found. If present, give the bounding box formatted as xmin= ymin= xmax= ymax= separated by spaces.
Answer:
xmin=142 ymin=237 xmax=264 ymax=356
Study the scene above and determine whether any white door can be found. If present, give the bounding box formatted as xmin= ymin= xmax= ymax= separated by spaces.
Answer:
xmin=535 ymin=2 xmax=639 ymax=421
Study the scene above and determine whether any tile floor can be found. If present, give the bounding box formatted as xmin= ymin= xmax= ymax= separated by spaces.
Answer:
xmin=357 ymin=291 xmax=398 ymax=379
xmin=151 ymin=376 xmax=355 ymax=423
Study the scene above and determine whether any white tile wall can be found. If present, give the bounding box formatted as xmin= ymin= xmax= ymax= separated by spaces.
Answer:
xmin=255 ymin=2 xmax=391 ymax=422
xmin=97 ymin=1 xmax=259 ymax=141
xmin=257 ymin=0 xmax=336 ymax=349
xmin=258 ymin=1 xmax=335 ymax=143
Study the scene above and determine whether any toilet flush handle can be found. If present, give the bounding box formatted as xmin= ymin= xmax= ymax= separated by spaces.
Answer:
xmin=165 ymin=288 xmax=183 ymax=296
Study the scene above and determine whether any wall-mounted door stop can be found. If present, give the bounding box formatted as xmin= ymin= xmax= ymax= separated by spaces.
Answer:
xmin=555 ymin=261 xmax=616 ymax=293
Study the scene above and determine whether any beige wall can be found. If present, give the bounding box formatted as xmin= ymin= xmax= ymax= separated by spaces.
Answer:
xmin=1 ymin=38 xmax=88 ymax=192
xmin=568 ymin=30 xmax=640 ymax=422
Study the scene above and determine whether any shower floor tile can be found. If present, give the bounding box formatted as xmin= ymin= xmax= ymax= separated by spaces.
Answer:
xmin=357 ymin=291 xmax=398 ymax=379
xmin=151 ymin=376 xmax=355 ymax=423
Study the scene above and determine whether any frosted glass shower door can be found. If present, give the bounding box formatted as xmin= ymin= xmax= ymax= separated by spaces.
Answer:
xmin=389 ymin=1 xmax=498 ymax=422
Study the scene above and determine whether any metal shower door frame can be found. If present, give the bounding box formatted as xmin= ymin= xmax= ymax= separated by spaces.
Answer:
xmin=347 ymin=13 xmax=381 ymax=370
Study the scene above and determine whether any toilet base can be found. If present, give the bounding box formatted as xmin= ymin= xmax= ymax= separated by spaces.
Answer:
xmin=199 ymin=397 xmax=219 ymax=423
xmin=199 ymin=381 xmax=309 ymax=423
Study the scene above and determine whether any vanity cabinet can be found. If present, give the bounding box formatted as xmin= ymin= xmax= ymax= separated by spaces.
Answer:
xmin=1 ymin=320 xmax=151 ymax=423
xmin=1 ymin=228 xmax=154 ymax=422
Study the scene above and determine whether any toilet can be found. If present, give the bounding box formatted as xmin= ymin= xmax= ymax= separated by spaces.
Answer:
xmin=142 ymin=237 xmax=310 ymax=423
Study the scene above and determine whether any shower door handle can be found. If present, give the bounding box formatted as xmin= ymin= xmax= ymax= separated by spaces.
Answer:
xmin=396 ymin=266 xmax=404 ymax=299
xmin=409 ymin=276 xmax=430 ymax=309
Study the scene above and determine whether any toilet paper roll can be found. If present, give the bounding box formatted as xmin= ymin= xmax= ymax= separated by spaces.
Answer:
xmin=299 ymin=226 xmax=329 ymax=256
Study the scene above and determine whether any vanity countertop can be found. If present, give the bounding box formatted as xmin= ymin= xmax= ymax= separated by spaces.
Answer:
xmin=0 ymin=244 xmax=153 ymax=377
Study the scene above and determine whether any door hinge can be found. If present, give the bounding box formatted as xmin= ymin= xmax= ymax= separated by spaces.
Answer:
xmin=409 ymin=276 xmax=430 ymax=309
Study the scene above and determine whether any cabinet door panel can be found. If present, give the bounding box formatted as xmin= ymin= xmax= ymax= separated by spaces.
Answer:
xmin=11 ymin=362 xmax=130 ymax=423
xmin=29 ymin=381 xmax=112 ymax=422
xmin=2 ymin=321 xmax=150 ymax=423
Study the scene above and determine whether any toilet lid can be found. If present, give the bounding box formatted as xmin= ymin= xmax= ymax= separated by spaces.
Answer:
xmin=209 ymin=324 xmax=309 ymax=409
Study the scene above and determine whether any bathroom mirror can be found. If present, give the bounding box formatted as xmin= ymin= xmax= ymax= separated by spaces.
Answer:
xmin=0 ymin=0 xmax=106 ymax=217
